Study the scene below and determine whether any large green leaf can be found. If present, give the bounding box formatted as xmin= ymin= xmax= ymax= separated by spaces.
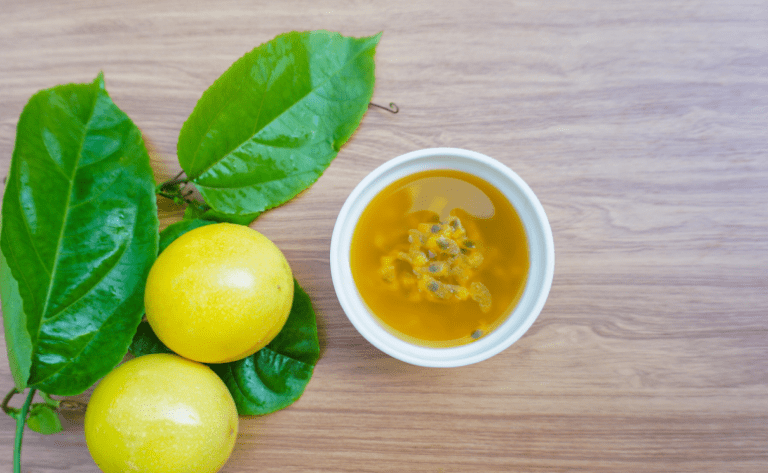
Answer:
xmin=0 ymin=74 xmax=159 ymax=396
xmin=177 ymin=30 xmax=380 ymax=218
xmin=130 ymin=220 xmax=319 ymax=415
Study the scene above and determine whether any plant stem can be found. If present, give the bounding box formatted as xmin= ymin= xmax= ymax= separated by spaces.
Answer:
xmin=160 ymin=177 xmax=189 ymax=189
xmin=14 ymin=388 xmax=36 ymax=473
xmin=157 ymin=190 xmax=183 ymax=201
xmin=157 ymin=169 xmax=189 ymax=192
xmin=1 ymin=388 xmax=19 ymax=414
xmin=156 ymin=172 xmax=201 ymax=208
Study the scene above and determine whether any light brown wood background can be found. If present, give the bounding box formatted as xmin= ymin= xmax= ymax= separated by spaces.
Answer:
xmin=1 ymin=0 xmax=767 ymax=471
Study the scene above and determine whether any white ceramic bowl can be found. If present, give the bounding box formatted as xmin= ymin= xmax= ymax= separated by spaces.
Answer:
xmin=330 ymin=148 xmax=554 ymax=367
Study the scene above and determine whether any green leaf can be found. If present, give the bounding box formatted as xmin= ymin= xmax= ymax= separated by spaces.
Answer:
xmin=196 ymin=208 xmax=262 ymax=226
xmin=130 ymin=217 xmax=319 ymax=415
xmin=184 ymin=204 xmax=262 ymax=226
xmin=26 ymin=403 xmax=63 ymax=435
xmin=177 ymin=30 xmax=380 ymax=219
xmin=0 ymin=231 xmax=32 ymax=390
xmin=0 ymin=73 xmax=159 ymax=396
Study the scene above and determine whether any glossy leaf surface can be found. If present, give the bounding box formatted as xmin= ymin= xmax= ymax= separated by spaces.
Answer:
xmin=0 ymin=74 xmax=159 ymax=395
xmin=177 ymin=30 xmax=380 ymax=218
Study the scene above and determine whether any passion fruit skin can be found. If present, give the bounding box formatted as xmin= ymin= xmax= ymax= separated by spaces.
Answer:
xmin=84 ymin=353 xmax=239 ymax=473
xmin=144 ymin=222 xmax=294 ymax=364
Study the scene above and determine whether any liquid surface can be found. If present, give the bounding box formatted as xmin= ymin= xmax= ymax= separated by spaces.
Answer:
xmin=350 ymin=169 xmax=529 ymax=347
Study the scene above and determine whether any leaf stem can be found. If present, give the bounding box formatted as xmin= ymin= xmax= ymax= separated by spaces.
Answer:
xmin=2 ymin=388 xmax=19 ymax=415
xmin=157 ymin=170 xmax=189 ymax=191
xmin=161 ymin=177 xmax=190 ymax=189
xmin=14 ymin=388 xmax=36 ymax=473
xmin=157 ymin=190 xmax=183 ymax=201
xmin=156 ymin=170 xmax=200 ymax=208
xmin=157 ymin=190 xmax=201 ymax=208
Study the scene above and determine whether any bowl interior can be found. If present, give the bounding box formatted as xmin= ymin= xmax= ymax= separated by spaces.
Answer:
xmin=330 ymin=148 xmax=554 ymax=367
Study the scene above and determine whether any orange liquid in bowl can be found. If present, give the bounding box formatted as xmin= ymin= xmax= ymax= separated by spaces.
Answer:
xmin=350 ymin=169 xmax=529 ymax=347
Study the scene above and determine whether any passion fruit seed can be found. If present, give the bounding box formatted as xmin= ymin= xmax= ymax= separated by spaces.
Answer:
xmin=379 ymin=214 xmax=492 ymax=312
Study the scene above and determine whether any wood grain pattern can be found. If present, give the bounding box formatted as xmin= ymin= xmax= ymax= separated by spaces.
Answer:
xmin=1 ymin=0 xmax=766 ymax=471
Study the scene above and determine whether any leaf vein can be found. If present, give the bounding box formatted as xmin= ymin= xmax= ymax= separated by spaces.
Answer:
xmin=2 ymin=233 xmax=42 ymax=336
xmin=38 ymin=89 xmax=98 ymax=323
xmin=38 ymin=239 xmax=130 ymax=324
xmin=67 ymin=167 xmax=126 ymax=211
xmin=11 ymin=177 xmax=53 ymax=280
xmin=194 ymin=170 xmax=320 ymax=191
xmin=193 ymin=38 xmax=373 ymax=182
xmin=187 ymin=72 xmax=250 ymax=177
xmin=30 ymin=301 xmax=134 ymax=389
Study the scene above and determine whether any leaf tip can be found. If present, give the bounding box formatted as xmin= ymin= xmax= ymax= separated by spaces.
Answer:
xmin=94 ymin=71 xmax=106 ymax=90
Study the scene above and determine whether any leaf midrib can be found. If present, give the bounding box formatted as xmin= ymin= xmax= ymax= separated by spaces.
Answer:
xmin=232 ymin=348 xmax=312 ymax=402
xmin=194 ymin=168 xmax=319 ymax=191
xmin=186 ymin=72 xmax=250 ymax=177
xmin=38 ymin=88 xmax=98 ymax=328
xmin=189 ymin=38 xmax=373 ymax=183
xmin=28 ymin=88 xmax=140 ymax=389
xmin=24 ymin=86 xmax=99 ymax=389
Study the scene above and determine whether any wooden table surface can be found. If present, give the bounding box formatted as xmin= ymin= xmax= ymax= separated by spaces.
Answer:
xmin=1 ymin=0 xmax=767 ymax=471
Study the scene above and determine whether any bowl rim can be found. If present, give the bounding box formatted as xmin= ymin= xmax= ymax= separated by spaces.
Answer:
xmin=330 ymin=147 xmax=555 ymax=367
